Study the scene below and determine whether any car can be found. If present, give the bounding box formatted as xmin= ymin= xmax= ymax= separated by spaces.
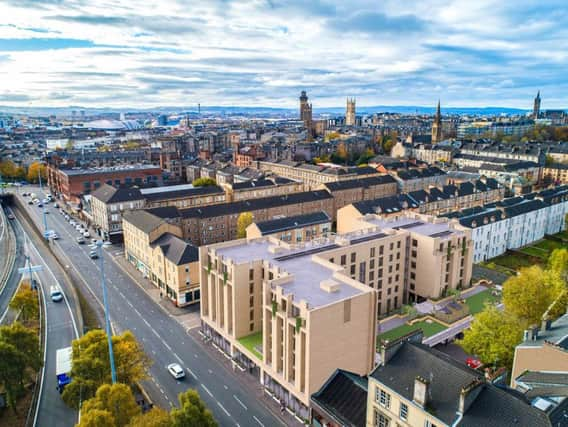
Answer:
xmin=75 ymin=225 xmax=83 ymax=231
xmin=167 ymin=363 xmax=185 ymax=380
xmin=103 ymin=241 xmax=112 ymax=247
xmin=42 ymin=199 xmax=49 ymax=204
xmin=7 ymin=214 xmax=14 ymax=220
xmin=89 ymin=250 xmax=98 ymax=259
xmin=70 ymin=220 xmax=76 ymax=226
xmin=37 ymin=203 xmax=43 ymax=208
xmin=77 ymin=236 xmax=85 ymax=244
xmin=83 ymin=231 xmax=91 ymax=238
xmin=466 ymin=357 xmax=483 ymax=370
xmin=22 ymin=192 xmax=28 ymax=197
xmin=27 ymin=200 xmax=33 ymax=205
xmin=53 ymin=203 xmax=59 ymax=208
xmin=51 ymin=233 xmax=59 ymax=240
xmin=50 ymin=286 xmax=63 ymax=302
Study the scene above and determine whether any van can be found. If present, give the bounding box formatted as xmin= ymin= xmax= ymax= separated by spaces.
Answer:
xmin=50 ymin=286 xmax=63 ymax=302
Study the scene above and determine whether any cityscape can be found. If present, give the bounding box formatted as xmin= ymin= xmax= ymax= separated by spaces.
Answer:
xmin=1 ymin=1 xmax=568 ymax=427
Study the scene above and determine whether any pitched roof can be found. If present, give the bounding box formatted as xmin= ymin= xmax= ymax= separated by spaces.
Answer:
xmin=150 ymin=232 xmax=198 ymax=265
xmin=91 ymin=184 xmax=143 ymax=204
xmin=311 ymin=370 xmax=368 ymax=427
xmin=122 ymin=209 xmax=164 ymax=234
xmin=323 ymin=175 xmax=396 ymax=192
xmin=254 ymin=211 xmax=330 ymax=235
xmin=142 ymin=185 xmax=224 ymax=201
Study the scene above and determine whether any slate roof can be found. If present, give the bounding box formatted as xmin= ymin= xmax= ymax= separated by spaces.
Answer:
xmin=123 ymin=209 xmax=164 ymax=233
xmin=516 ymin=371 xmax=568 ymax=387
xmin=254 ymin=211 xmax=330 ymax=235
xmin=232 ymin=179 xmax=275 ymax=190
xmin=352 ymin=193 xmax=419 ymax=215
xmin=91 ymin=184 xmax=143 ymax=204
xmin=372 ymin=341 xmax=554 ymax=427
xmin=143 ymin=185 xmax=224 ymax=201
xmin=323 ymin=175 xmax=396 ymax=192
xmin=311 ymin=370 xmax=368 ymax=427
xmin=397 ymin=166 xmax=446 ymax=181
xmin=180 ymin=190 xmax=333 ymax=219
xmin=150 ymin=232 xmax=198 ymax=265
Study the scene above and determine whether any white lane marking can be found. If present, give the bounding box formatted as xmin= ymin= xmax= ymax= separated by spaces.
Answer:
xmin=187 ymin=368 xmax=198 ymax=380
xmin=161 ymin=339 xmax=172 ymax=351
xmin=217 ymin=401 xmax=231 ymax=418
xmin=173 ymin=353 xmax=183 ymax=364
xmin=233 ymin=395 xmax=248 ymax=410
xmin=224 ymin=385 xmax=228 ymax=390
xmin=201 ymin=384 xmax=213 ymax=398
xmin=253 ymin=415 xmax=264 ymax=427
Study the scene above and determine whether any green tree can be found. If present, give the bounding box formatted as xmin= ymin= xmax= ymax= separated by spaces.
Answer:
xmin=170 ymin=389 xmax=217 ymax=427
xmin=27 ymin=161 xmax=47 ymax=184
xmin=63 ymin=330 xmax=151 ymax=408
xmin=502 ymin=265 xmax=565 ymax=326
xmin=458 ymin=305 xmax=523 ymax=369
xmin=237 ymin=212 xmax=253 ymax=238
xmin=128 ymin=408 xmax=172 ymax=427
xmin=356 ymin=147 xmax=375 ymax=165
xmin=77 ymin=409 xmax=116 ymax=427
xmin=0 ymin=323 xmax=42 ymax=411
xmin=548 ymin=248 xmax=568 ymax=283
xmin=79 ymin=383 xmax=141 ymax=427
xmin=9 ymin=286 xmax=38 ymax=323
xmin=0 ymin=160 xmax=18 ymax=179
xmin=192 ymin=177 xmax=217 ymax=187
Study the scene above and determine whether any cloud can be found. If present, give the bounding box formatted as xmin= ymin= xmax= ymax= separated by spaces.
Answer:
xmin=46 ymin=15 xmax=128 ymax=25
xmin=329 ymin=10 xmax=427 ymax=34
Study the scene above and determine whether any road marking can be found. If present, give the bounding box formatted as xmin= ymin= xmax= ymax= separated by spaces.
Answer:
xmin=142 ymin=318 xmax=151 ymax=328
xmin=233 ymin=395 xmax=248 ymax=410
xmin=208 ymin=369 xmax=213 ymax=374
xmin=217 ymin=401 xmax=231 ymax=418
xmin=253 ymin=415 xmax=264 ymax=427
xmin=173 ymin=353 xmax=183 ymax=364
xmin=187 ymin=368 xmax=198 ymax=380
xmin=201 ymin=384 xmax=213 ymax=398
xmin=224 ymin=385 xmax=228 ymax=390
xmin=161 ymin=339 xmax=172 ymax=351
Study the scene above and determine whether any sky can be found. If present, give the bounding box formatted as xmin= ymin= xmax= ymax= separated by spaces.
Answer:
xmin=0 ymin=0 xmax=567 ymax=109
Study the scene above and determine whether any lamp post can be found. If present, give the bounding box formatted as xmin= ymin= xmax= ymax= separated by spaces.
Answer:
xmin=37 ymin=169 xmax=50 ymax=240
xmin=97 ymin=240 xmax=117 ymax=383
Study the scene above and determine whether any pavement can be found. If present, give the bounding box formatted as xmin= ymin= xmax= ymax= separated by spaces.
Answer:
xmin=13 ymin=186 xmax=299 ymax=427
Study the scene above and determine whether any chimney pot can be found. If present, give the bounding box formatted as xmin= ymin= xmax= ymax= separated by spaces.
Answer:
xmin=413 ymin=376 xmax=430 ymax=408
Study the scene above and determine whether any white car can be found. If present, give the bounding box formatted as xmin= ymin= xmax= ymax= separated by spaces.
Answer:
xmin=50 ymin=286 xmax=63 ymax=302
xmin=51 ymin=233 xmax=59 ymax=240
xmin=167 ymin=363 xmax=185 ymax=380
xmin=83 ymin=231 xmax=91 ymax=238
xmin=70 ymin=220 xmax=76 ymax=226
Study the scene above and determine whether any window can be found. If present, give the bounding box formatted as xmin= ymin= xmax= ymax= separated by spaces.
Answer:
xmin=424 ymin=421 xmax=437 ymax=427
xmin=376 ymin=388 xmax=391 ymax=408
xmin=341 ymin=255 xmax=346 ymax=265
xmin=249 ymin=269 xmax=254 ymax=280
xmin=370 ymin=259 xmax=375 ymax=269
xmin=249 ymin=283 xmax=254 ymax=294
xmin=351 ymin=253 xmax=356 ymax=263
xmin=389 ymin=242 xmax=394 ymax=250
xmin=412 ymin=239 xmax=417 ymax=247
xmin=350 ymin=265 xmax=356 ymax=275
xmin=373 ymin=410 xmax=390 ymax=427
xmin=399 ymin=403 xmax=408 ymax=421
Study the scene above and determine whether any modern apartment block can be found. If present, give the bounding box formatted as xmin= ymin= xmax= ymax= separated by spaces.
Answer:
xmin=122 ymin=210 xmax=200 ymax=306
xmin=199 ymin=236 xmax=378 ymax=419
xmin=337 ymin=213 xmax=473 ymax=306
xmin=444 ymin=185 xmax=568 ymax=263
xmin=246 ymin=211 xmax=332 ymax=242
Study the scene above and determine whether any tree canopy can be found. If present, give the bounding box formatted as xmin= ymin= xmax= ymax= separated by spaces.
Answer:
xmin=63 ymin=329 xmax=151 ymax=408
xmin=9 ymin=286 xmax=38 ymax=323
xmin=192 ymin=177 xmax=217 ymax=187
xmin=170 ymin=389 xmax=217 ymax=427
xmin=0 ymin=160 xmax=26 ymax=181
xmin=27 ymin=161 xmax=47 ymax=184
xmin=78 ymin=383 xmax=141 ymax=427
xmin=236 ymin=212 xmax=253 ymax=238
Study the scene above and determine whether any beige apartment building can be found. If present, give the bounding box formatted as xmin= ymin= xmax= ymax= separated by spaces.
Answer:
xmin=222 ymin=177 xmax=303 ymax=202
xmin=338 ymin=212 xmax=473 ymax=305
xmin=123 ymin=210 xmax=200 ymax=306
xmin=246 ymin=211 xmax=332 ymax=243
xmin=200 ymin=237 xmax=377 ymax=419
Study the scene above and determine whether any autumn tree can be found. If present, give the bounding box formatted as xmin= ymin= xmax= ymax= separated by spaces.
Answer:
xmin=9 ymin=286 xmax=38 ymax=323
xmin=356 ymin=147 xmax=376 ymax=165
xmin=78 ymin=383 xmax=141 ymax=427
xmin=27 ymin=161 xmax=47 ymax=184
xmin=458 ymin=305 xmax=523 ymax=369
xmin=237 ymin=212 xmax=253 ymax=238
xmin=127 ymin=408 xmax=172 ymax=427
xmin=192 ymin=177 xmax=217 ymax=187
xmin=502 ymin=265 xmax=564 ymax=326
xmin=548 ymin=248 xmax=568 ymax=283
xmin=63 ymin=330 xmax=151 ymax=408
xmin=170 ymin=389 xmax=217 ymax=427
xmin=0 ymin=322 xmax=42 ymax=411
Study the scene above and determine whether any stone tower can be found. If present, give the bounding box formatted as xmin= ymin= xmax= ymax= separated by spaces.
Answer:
xmin=431 ymin=100 xmax=443 ymax=144
xmin=533 ymin=91 xmax=541 ymax=120
xmin=299 ymin=91 xmax=313 ymax=140
xmin=346 ymin=97 xmax=356 ymax=126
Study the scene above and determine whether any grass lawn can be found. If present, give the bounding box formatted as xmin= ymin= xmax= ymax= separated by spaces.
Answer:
xmin=490 ymin=253 xmax=537 ymax=270
xmin=238 ymin=331 xmax=263 ymax=361
xmin=533 ymin=239 xmax=565 ymax=252
xmin=519 ymin=246 xmax=549 ymax=259
xmin=378 ymin=319 xmax=446 ymax=343
xmin=465 ymin=289 xmax=500 ymax=314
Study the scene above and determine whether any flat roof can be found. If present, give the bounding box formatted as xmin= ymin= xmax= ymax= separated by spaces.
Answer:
xmin=61 ymin=164 xmax=160 ymax=176
xmin=215 ymin=239 xmax=365 ymax=309
xmin=365 ymin=216 xmax=464 ymax=240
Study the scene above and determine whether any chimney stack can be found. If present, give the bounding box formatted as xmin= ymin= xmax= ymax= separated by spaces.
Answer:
xmin=458 ymin=378 xmax=484 ymax=414
xmin=413 ymin=376 xmax=430 ymax=408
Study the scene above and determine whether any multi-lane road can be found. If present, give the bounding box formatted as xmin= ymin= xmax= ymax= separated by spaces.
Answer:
xmin=14 ymin=187 xmax=288 ymax=427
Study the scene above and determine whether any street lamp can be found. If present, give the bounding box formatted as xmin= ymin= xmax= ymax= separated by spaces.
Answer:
xmin=96 ymin=240 xmax=117 ymax=383
xmin=37 ymin=169 xmax=50 ymax=240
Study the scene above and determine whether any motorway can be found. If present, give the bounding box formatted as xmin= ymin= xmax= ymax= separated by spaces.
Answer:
xmin=14 ymin=186 xmax=287 ymax=427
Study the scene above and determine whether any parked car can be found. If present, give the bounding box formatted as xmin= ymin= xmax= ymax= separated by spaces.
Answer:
xmin=89 ymin=250 xmax=98 ymax=259
xmin=167 ymin=363 xmax=185 ymax=380
xmin=83 ymin=231 xmax=91 ymax=238
xmin=50 ymin=233 xmax=59 ymax=240
xmin=7 ymin=214 xmax=14 ymax=220
xmin=53 ymin=203 xmax=59 ymax=208
xmin=77 ymin=236 xmax=85 ymax=244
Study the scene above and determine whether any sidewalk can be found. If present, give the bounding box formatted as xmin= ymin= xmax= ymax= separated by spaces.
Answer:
xmin=111 ymin=254 xmax=201 ymax=331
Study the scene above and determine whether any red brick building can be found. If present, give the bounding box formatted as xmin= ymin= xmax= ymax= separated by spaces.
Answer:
xmin=47 ymin=164 xmax=162 ymax=204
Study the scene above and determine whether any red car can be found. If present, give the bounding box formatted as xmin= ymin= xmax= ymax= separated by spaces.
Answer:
xmin=466 ymin=357 xmax=483 ymax=370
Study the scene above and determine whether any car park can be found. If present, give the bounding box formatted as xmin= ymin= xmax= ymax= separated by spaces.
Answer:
xmin=167 ymin=363 xmax=185 ymax=379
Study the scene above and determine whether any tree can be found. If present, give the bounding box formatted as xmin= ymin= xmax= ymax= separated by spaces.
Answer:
xmin=0 ymin=160 xmax=17 ymax=179
xmin=9 ymin=287 xmax=38 ymax=323
xmin=0 ymin=323 xmax=42 ymax=411
xmin=237 ymin=212 xmax=253 ymax=238
xmin=77 ymin=409 xmax=116 ymax=427
xmin=63 ymin=329 xmax=151 ymax=408
xmin=192 ymin=177 xmax=217 ymax=187
xmin=548 ymin=248 xmax=568 ymax=283
xmin=79 ymin=383 xmax=141 ymax=427
xmin=335 ymin=142 xmax=348 ymax=163
xmin=356 ymin=147 xmax=375 ymax=165
xmin=128 ymin=408 xmax=172 ymax=427
xmin=458 ymin=305 xmax=523 ymax=369
xmin=27 ymin=161 xmax=47 ymax=184
xmin=170 ymin=389 xmax=217 ymax=427
xmin=502 ymin=265 xmax=564 ymax=326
